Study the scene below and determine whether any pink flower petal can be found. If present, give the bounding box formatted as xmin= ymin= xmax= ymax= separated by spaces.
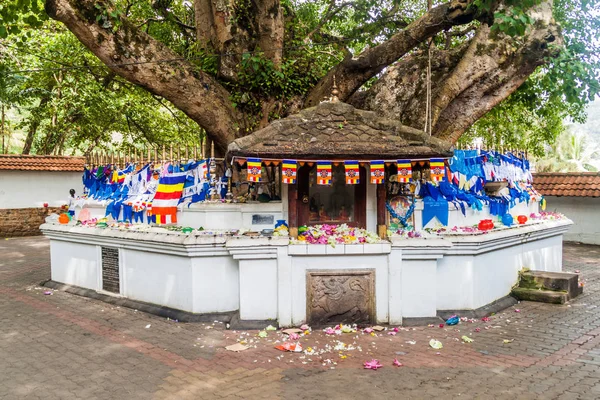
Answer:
xmin=364 ymin=359 xmax=383 ymax=370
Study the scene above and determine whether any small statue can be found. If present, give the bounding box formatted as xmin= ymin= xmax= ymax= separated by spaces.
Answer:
xmin=319 ymin=204 xmax=328 ymax=221
xmin=338 ymin=206 xmax=349 ymax=221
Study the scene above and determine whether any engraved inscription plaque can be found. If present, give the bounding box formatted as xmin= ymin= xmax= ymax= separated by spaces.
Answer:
xmin=307 ymin=270 xmax=375 ymax=325
xmin=101 ymin=247 xmax=120 ymax=294
xmin=252 ymin=214 xmax=274 ymax=225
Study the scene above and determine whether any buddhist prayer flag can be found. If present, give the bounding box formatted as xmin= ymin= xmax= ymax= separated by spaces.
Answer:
xmin=247 ymin=158 xmax=262 ymax=182
xmin=282 ymin=159 xmax=297 ymax=184
xmin=344 ymin=160 xmax=360 ymax=184
xmin=152 ymin=171 xmax=187 ymax=224
xmin=370 ymin=160 xmax=385 ymax=184
xmin=111 ymin=169 xmax=126 ymax=184
xmin=430 ymin=158 xmax=446 ymax=182
xmin=317 ymin=161 xmax=332 ymax=185
xmin=397 ymin=159 xmax=412 ymax=183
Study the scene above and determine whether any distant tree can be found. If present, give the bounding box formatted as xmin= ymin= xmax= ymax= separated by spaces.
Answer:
xmin=535 ymin=128 xmax=600 ymax=172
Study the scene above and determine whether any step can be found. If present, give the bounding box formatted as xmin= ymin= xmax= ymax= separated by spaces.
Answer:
xmin=511 ymin=287 xmax=569 ymax=304
xmin=519 ymin=271 xmax=581 ymax=300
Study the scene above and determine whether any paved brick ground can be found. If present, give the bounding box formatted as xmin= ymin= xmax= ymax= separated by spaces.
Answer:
xmin=1 ymin=237 xmax=600 ymax=399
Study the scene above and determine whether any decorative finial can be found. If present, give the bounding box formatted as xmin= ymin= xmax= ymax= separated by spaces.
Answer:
xmin=331 ymin=76 xmax=339 ymax=103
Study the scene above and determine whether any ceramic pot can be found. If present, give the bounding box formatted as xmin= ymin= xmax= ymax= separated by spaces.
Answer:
xmin=502 ymin=213 xmax=514 ymax=227
xmin=478 ymin=219 xmax=494 ymax=231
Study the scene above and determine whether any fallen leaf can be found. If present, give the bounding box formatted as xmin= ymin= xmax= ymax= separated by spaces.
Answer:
xmin=282 ymin=328 xmax=303 ymax=335
xmin=462 ymin=336 xmax=474 ymax=343
xmin=429 ymin=339 xmax=443 ymax=349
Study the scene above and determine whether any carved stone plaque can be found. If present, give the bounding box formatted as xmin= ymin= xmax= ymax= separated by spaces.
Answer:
xmin=307 ymin=270 xmax=375 ymax=326
xmin=101 ymin=247 xmax=120 ymax=294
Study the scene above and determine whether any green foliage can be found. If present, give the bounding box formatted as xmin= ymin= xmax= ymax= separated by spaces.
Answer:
xmin=464 ymin=0 xmax=600 ymax=154
xmin=0 ymin=0 xmax=46 ymax=39
xmin=0 ymin=24 xmax=202 ymax=155
xmin=534 ymin=128 xmax=600 ymax=172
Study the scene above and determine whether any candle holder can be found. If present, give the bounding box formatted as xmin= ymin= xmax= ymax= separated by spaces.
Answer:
xmin=225 ymin=168 xmax=234 ymax=202
xmin=209 ymin=157 xmax=220 ymax=201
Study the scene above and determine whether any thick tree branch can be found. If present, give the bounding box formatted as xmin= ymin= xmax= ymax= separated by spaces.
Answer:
xmin=45 ymin=0 xmax=239 ymax=153
xmin=304 ymin=0 xmax=479 ymax=107
xmin=255 ymin=0 xmax=284 ymax=67
xmin=352 ymin=0 xmax=561 ymax=144
xmin=305 ymin=0 xmax=352 ymax=42
xmin=194 ymin=0 xmax=215 ymax=49
xmin=431 ymin=1 xmax=561 ymax=142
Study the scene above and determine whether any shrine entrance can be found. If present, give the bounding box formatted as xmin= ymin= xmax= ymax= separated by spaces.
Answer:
xmin=296 ymin=164 xmax=367 ymax=229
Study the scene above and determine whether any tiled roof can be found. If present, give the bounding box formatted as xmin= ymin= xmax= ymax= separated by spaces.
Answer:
xmin=0 ymin=154 xmax=86 ymax=172
xmin=533 ymin=172 xmax=600 ymax=198
xmin=228 ymin=101 xmax=453 ymax=160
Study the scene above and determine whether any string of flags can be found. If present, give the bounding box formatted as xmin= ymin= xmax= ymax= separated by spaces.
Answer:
xmin=397 ymin=160 xmax=412 ymax=183
xmin=240 ymin=158 xmax=450 ymax=185
xmin=429 ymin=158 xmax=445 ymax=182
xmin=317 ymin=161 xmax=332 ymax=185
xmin=247 ymin=158 xmax=263 ymax=182
xmin=370 ymin=161 xmax=385 ymax=184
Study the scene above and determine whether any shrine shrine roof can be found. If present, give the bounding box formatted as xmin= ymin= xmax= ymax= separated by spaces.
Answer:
xmin=0 ymin=154 xmax=86 ymax=172
xmin=533 ymin=172 xmax=600 ymax=198
xmin=228 ymin=101 xmax=453 ymax=160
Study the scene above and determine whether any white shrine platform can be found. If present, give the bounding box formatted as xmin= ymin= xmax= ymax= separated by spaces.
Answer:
xmin=41 ymin=217 xmax=572 ymax=326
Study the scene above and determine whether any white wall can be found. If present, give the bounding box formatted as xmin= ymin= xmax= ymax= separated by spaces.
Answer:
xmin=0 ymin=170 xmax=82 ymax=209
xmin=545 ymin=196 xmax=600 ymax=245
xmin=50 ymin=240 xmax=101 ymax=291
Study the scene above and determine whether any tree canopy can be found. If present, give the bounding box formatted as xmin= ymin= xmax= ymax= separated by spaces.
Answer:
xmin=0 ymin=0 xmax=598 ymax=156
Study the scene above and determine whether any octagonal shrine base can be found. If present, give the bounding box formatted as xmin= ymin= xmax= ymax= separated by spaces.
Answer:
xmin=42 ymin=216 xmax=571 ymax=327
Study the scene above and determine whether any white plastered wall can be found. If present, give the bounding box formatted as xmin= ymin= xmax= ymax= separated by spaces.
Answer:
xmin=545 ymin=196 xmax=600 ymax=245
xmin=0 ymin=170 xmax=83 ymax=209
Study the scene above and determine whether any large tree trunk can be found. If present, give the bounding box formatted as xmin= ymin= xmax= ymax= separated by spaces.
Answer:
xmin=46 ymin=0 xmax=239 ymax=154
xmin=352 ymin=1 xmax=560 ymax=143
xmin=45 ymin=0 xmax=562 ymax=152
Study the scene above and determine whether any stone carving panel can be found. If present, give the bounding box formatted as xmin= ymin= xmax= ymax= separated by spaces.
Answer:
xmin=307 ymin=270 xmax=375 ymax=325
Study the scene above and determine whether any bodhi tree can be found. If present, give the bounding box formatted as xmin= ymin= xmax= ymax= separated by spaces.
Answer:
xmin=2 ymin=0 xmax=599 ymax=155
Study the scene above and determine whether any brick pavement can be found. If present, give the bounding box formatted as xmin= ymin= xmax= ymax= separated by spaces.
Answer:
xmin=1 ymin=237 xmax=600 ymax=399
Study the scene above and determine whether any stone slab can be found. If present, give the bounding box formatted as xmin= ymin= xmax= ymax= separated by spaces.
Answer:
xmin=511 ymin=287 xmax=568 ymax=304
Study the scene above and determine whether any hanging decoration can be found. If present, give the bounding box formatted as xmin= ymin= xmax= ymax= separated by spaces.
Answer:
xmin=282 ymin=160 xmax=298 ymax=184
xmin=370 ymin=160 xmax=385 ymax=184
xmin=152 ymin=171 xmax=188 ymax=224
xmin=430 ymin=158 xmax=445 ymax=182
xmin=386 ymin=197 xmax=416 ymax=228
xmin=397 ymin=160 xmax=412 ymax=183
xmin=344 ymin=160 xmax=360 ymax=184
xmin=247 ymin=158 xmax=263 ymax=182
xmin=317 ymin=161 xmax=332 ymax=185
xmin=422 ymin=196 xmax=449 ymax=227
